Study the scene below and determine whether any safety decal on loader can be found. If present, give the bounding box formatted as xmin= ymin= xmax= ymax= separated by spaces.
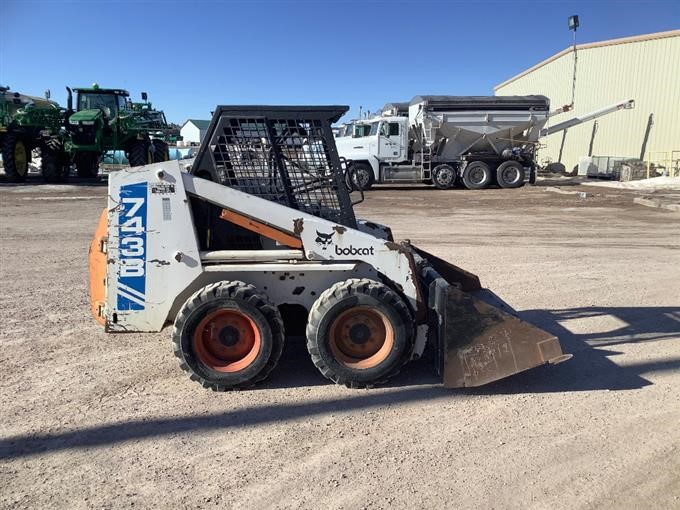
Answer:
xmin=117 ymin=182 xmax=147 ymax=310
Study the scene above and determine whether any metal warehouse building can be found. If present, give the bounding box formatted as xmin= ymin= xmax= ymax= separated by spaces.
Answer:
xmin=495 ymin=30 xmax=679 ymax=174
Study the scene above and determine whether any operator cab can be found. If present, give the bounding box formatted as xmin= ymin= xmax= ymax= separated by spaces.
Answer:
xmin=74 ymin=84 xmax=130 ymax=121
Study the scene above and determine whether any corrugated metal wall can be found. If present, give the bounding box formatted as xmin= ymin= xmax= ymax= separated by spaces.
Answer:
xmin=495 ymin=33 xmax=680 ymax=173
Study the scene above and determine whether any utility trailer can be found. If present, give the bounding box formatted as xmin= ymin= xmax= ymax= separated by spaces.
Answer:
xmin=336 ymin=95 xmax=634 ymax=191
xmin=90 ymin=105 xmax=570 ymax=391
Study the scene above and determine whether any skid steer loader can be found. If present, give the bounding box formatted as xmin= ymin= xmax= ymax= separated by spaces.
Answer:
xmin=89 ymin=105 xmax=570 ymax=390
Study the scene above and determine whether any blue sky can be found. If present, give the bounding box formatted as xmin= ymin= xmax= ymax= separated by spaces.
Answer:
xmin=1 ymin=0 xmax=678 ymax=124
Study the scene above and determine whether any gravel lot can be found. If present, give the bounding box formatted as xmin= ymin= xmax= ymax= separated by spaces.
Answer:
xmin=1 ymin=176 xmax=679 ymax=509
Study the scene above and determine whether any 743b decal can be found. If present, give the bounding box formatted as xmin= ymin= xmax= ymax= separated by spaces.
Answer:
xmin=117 ymin=182 xmax=147 ymax=310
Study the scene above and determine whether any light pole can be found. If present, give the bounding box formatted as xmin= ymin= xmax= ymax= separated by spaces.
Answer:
xmin=568 ymin=15 xmax=579 ymax=108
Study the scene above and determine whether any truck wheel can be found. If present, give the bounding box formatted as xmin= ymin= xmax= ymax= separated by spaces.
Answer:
xmin=2 ymin=133 xmax=29 ymax=182
xmin=128 ymin=140 xmax=152 ymax=167
xmin=172 ymin=281 xmax=285 ymax=391
xmin=496 ymin=161 xmax=525 ymax=188
xmin=349 ymin=163 xmax=374 ymax=191
xmin=432 ymin=164 xmax=456 ymax=189
xmin=462 ymin=161 xmax=492 ymax=189
xmin=306 ymin=278 xmax=414 ymax=388
xmin=41 ymin=138 xmax=69 ymax=183
xmin=75 ymin=152 xmax=100 ymax=178
xmin=152 ymin=140 xmax=170 ymax=163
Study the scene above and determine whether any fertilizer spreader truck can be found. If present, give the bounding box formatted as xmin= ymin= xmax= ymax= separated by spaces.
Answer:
xmin=337 ymin=95 xmax=634 ymax=190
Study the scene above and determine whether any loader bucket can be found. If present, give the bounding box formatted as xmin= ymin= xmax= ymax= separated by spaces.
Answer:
xmin=415 ymin=248 xmax=571 ymax=387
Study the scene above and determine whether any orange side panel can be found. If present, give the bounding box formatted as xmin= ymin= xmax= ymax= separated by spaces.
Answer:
xmin=219 ymin=209 xmax=303 ymax=249
xmin=89 ymin=208 xmax=108 ymax=326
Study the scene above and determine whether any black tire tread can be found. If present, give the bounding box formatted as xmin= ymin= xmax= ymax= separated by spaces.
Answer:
xmin=496 ymin=160 xmax=525 ymax=189
xmin=172 ymin=281 xmax=285 ymax=391
xmin=306 ymin=278 xmax=413 ymax=388
xmin=75 ymin=152 xmax=99 ymax=178
xmin=128 ymin=140 xmax=151 ymax=167
xmin=2 ymin=133 xmax=28 ymax=182
xmin=462 ymin=161 xmax=492 ymax=190
xmin=41 ymin=138 xmax=68 ymax=183
xmin=152 ymin=140 xmax=170 ymax=163
xmin=349 ymin=162 xmax=375 ymax=191
xmin=432 ymin=164 xmax=456 ymax=190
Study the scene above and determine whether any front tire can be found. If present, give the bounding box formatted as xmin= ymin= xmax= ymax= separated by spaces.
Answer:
xmin=41 ymin=138 xmax=69 ymax=183
xmin=172 ymin=281 xmax=285 ymax=390
xmin=496 ymin=161 xmax=525 ymax=188
xmin=306 ymin=279 xmax=414 ymax=388
xmin=2 ymin=133 xmax=29 ymax=182
xmin=462 ymin=161 xmax=492 ymax=189
xmin=75 ymin=152 xmax=100 ymax=178
xmin=348 ymin=162 xmax=375 ymax=191
xmin=152 ymin=140 xmax=170 ymax=163
xmin=432 ymin=164 xmax=456 ymax=189
xmin=128 ymin=140 xmax=152 ymax=167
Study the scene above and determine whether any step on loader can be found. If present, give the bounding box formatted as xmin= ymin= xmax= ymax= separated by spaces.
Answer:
xmin=89 ymin=105 xmax=570 ymax=390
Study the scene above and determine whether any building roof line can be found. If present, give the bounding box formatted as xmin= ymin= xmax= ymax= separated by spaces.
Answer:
xmin=494 ymin=29 xmax=680 ymax=91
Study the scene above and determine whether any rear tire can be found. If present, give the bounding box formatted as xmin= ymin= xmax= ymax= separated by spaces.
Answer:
xmin=432 ymin=164 xmax=456 ymax=189
xmin=2 ymin=133 xmax=29 ymax=182
xmin=496 ymin=161 xmax=525 ymax=188
xmin=172 ymin=281 xmax=285 ymax=391
xmin=75 ymin=152 xmax=100 ymax=178
xmin=41 ymin=138 xmax=69 ymax=183
xmin=306 ymin=279 xmax=413 ymax=388
xmin=349 ymin=162 xmax=375 ymax=191
xmin=462 ymin=161 xmax=492 ymax=189
xmin=152 ymin=140 xmax=170 ymax=163
xmin=128 ymin=140 xmax=152 ymax=167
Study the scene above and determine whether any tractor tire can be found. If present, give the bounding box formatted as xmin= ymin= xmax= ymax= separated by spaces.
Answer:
xmin=152 ymin=140 xmax=170 ymax=163
xmin=306 ymin=278 xmax=414 ymax=388
xmin=496 ymin=161 xmax=525 ymax=189
xmin=349 ymin=162 xmax=375 ymax=191
xmin=462 ymin=161 xmax=492 ymax=189
xmin=41 ymin=138 xmax=69 ymax=183
xmin=75 ymin=152 xmax=100 ymax=179
xmin=172 ymin=281 xmax=285 ymax=391
xmin=128 ymin=140 xmax=152 ymax=167
xmin=432 ymin=164 xmax=456 ymax=189
xmin=2 ymin=133 xmax=29 ymax=182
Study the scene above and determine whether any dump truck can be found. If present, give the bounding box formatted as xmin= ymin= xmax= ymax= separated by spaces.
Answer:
xmin=65 ymin=85 xmax=171 ymax=178
xmin=336 ymin=95 xmax=634 ymax=190
xmin=0 ymin=86 xmax=65 ymax=182
xmin=89 ymin=105 xmax=570 ymax=391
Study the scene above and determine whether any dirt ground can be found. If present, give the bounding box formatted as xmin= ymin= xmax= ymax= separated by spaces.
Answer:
xmin=1 ymin=176 xmax=679 ymax=509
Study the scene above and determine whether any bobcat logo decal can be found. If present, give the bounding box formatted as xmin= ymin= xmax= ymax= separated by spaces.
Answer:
xmin=315 ymin=230 xmax=334 ymax=250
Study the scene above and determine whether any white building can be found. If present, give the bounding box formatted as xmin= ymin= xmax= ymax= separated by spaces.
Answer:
xmin=495 ymin=30 xmax=680 ymax=174
xmin=180 ymin=119 xmax=211 ymax=145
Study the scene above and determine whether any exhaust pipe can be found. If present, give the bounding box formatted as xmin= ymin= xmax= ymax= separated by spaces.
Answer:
xmin=66 ymin=87 xmax=73 ymax=118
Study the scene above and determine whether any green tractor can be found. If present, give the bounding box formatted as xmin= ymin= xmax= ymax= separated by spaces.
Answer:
xmin=1 ymin=86 xmax=66 ymax=183
xmin=65 ymin=84 xmax=171 ymax=177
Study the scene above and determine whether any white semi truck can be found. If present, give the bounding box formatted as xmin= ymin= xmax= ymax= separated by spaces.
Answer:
xmin=336 ymin=95 xmax=634 ymax=190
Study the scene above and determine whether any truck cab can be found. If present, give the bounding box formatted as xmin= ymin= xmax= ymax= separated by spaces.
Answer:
xmin=334 ymin=115 xmax=410 ymax=189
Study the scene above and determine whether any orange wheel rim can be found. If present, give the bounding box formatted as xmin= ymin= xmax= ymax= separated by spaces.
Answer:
xmin=192 ymin=309 xmax=261 ymax=372
xmin=329 ymin=306 xmax=394 ymax=369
